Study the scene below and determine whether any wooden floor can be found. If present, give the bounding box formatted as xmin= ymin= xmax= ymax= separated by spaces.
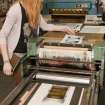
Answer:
xmin=0 ymin=71 xmax=16 ymax=103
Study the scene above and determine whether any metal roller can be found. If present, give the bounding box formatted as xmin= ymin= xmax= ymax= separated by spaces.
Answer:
xmin=36 ymin=72 xmax=90 ymax=86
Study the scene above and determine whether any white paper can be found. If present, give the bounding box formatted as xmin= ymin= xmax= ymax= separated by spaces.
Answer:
xmin=61 ymin=35 xmax=84 ymax=44
xmin=27 ymin=83 xmax=75 ymax=105
xmin=80 ymin=26 xmax=105 ymax=34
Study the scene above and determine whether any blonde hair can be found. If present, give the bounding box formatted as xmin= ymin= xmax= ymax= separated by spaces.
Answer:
xmin=18 ymin=0 xmax=42 ymax=28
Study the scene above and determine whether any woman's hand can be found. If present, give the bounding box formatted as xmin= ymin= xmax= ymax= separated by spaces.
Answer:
xmin=62 ymin=26 xmax=75 ymax=35
xmin=3 ymin=61 xmax=13 ymax=76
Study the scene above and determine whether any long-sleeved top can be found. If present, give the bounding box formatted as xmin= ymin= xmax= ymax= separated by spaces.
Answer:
xmin=0 ymin=2 xmax=63 ymax=58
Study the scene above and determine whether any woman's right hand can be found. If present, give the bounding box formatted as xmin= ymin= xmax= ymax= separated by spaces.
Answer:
xmin=3 ymin=62 xmax=13 ymax=76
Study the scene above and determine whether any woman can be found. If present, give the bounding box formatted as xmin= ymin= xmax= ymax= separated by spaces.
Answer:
xmin=0 ymin=0 xmax=75 ymax=76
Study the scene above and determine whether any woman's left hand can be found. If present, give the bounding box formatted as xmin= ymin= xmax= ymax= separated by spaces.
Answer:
xmin=62 ymin=26 xmax=75 ymax=35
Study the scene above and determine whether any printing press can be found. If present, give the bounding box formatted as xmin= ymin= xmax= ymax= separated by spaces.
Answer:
xmin=42 ymin=0 xmax=100 ymax=23
xmin=1 ymin=30 xmax=105 ymax=105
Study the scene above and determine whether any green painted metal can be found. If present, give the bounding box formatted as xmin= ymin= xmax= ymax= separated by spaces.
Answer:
xmin=93 ymin=41 xmax=105 ymax=88
xmin=93 ymin=42 xmax=105 ymax=61
xmin=27 ymin=37 xmax=39 ymax=57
